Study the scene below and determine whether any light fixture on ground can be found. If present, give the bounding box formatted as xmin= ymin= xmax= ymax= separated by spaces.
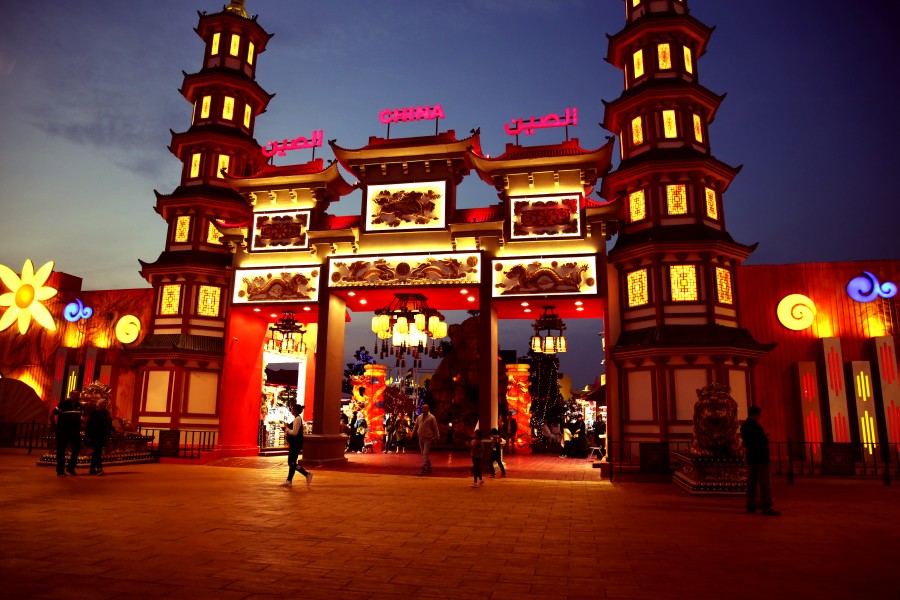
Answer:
xmin=530 ymin=306 xmax=568 ymax=353
xmin=371 ymin=293 xmax=448 ymax=367
xmin=267 ymin=310 xmax=307 ymax=355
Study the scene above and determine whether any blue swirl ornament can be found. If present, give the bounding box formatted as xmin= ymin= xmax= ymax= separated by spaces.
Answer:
xmin=63 ymin=298 xmax=93 ymax=322
xmin=847 ymin=272 xmax=898 ymax=303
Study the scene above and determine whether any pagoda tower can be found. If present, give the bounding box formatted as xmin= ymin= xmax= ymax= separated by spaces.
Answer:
xmin=131 ymin=0 xmax=273 ymax=433
xmin=600 ymin=0 xmax=772 ymax=449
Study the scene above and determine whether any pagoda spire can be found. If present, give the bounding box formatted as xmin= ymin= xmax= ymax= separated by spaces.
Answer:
xmin=225 ymin=0 xmax=248 ymax=18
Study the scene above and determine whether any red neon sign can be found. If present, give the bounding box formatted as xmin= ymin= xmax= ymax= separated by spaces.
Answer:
xmin=262 ymin=130 xmax=324 ymax=158
xmin=504 ymin=107 xmax=578 ymax=136
xmin=379 ymin=104 xmax=445 ymax=125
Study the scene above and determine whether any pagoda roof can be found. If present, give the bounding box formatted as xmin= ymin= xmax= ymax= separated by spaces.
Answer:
xmin=467 ymin=137 xmax=614 ymax=187
xmin=224 ymin=158 xmax=356 ymax=198
xmin=606 ymin=12 xmax=714 ymax=67
xmin=139 ymin=250 xmax=233 ymax=271
xmin=601 ymin=81 xmax=725 ymax=131
xmin=330 ymin=129 xmax=482 ymax=170
xmin=600 ymin=149 xmax=742 ymax=197
xmin=609 ymin=224 xmax=758 ymax=262
xmin=613 ymin=325 xmax=775 ymax=356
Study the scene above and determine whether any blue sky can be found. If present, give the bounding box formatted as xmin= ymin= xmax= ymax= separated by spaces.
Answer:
xmin=1 ymin=1 xmax=898 ymax=388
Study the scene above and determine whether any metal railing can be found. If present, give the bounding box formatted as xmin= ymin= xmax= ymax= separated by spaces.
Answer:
xmin=0 ymin=421 xmax=51 ymax=453
xmin=134 ymin=427 xmax=218 ymax=459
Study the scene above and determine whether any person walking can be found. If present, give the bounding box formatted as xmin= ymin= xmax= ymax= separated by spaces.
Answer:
xmin=470 ymin=429 xmax=485 ymax=487
xmin=740 ymin=405 xmax=780 ymax=516
xmin=52 ymin=390 xmax=83 ymax=476
xmin=487 ymin=427 xmax=506 ymax=478
xmin=85 ymin=399 xmax=113 ymax=475
xmin=280 ymin=404 xmax=312 ymax=488
xmin=411 ymin=403 xmax=440 ymax=476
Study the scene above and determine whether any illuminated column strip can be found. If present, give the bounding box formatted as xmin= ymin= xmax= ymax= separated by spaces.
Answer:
xmin=505 ymin=364 xmax=532 ymax=452
xmin=797 ymin=362 xmax=823 ymax=458
xmin=83 ymin=347 xmax=98 ymax=388
xmin=50 ymin=347 xmax=69 ymax=407
xmin=874 ymin=336 xmax=900 ymax=446
xmin=821 ymin=338 xmax=850 ymax=442
xmin=851 ymin=361 xmax=878 ymax=456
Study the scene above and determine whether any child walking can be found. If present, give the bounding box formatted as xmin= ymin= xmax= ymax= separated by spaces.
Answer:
xmin=488 ymin=427 xmax=506 ymax=478
xmin=470 ymin=429 xmax=485 ymax=487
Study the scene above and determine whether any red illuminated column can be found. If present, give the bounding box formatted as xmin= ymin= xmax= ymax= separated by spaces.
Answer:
xmin=505 ymin=364 xmax=532 ymax=452
xmin=362 ymin=363 xmax=387 ymax=451
xmin=796 ymin=361 xmax=823 ymax=462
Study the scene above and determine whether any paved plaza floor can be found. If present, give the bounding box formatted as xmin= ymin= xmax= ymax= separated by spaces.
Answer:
xmin=1 ymin=448 xmax=897 ymax=599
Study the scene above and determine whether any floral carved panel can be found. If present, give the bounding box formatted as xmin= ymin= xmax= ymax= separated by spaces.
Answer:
xmin=510 ymin=194 xmax=582 ymax=240
xmin=251 ymin=210 xmax=311 ymax=252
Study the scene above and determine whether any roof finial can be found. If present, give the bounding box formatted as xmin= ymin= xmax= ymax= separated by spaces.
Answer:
xmin=225 ymin=0 xmax=248 ymax=18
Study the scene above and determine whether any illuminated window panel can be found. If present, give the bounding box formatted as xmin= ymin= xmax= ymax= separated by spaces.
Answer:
xmin=693 ymin=114 xmax=703 ymax=142
xmin=248 ymin=41 xmax=255 ymax=65
xmin=217 ymin=154 xmax=230 ymax=179
xmin=211 ymin=33 xmax=220 ymax=55
xmin=229 ymin=34 xmax=240 ymax=57
xmin=174 ymin=216 xmax=191 ymax=243
xmin=633 ymin=50 xmax=644 ymax=79
xmin=243 ymin=104 xmax=251 ymax=128
xmin=190 ymin=153 xmax=201 ymax=178
xmin=197 ymin=285 xmax=221 ymax=317
xmin=683 ymin=46 xmax=693 ymax=74
xmin=631 ymin=116 xmax=644 ymax=145
xmin=670 ymin=265 xmax=698 ymax=302
xmin=716 ymin=267 xmax=734 ymax=305
xmin=705 ymin=187 xmax=718 ymax=220
xmin=632 ymin=0 xmax=640 ymax=6
xmin=160 ymin=285 xmax=181 ymax=315
xmin=666 ymin=184 xmax=687 ymax=215
xmin=207 ymin=223 xmax=223 ymax=245
xmin=627 ymin=270 xmax=649 ymax=307
xmin=200 ymin=96 xmax=211 ymax=119
xmin=222 ymin=97 xmax=234 ymax=120
xmin=658 ymin=44 xmax=671 ymax=70
xmin=662 ymin=110 xmax=678 ymax=138
xmin=629 ymin=190 xmax=646 ymax=222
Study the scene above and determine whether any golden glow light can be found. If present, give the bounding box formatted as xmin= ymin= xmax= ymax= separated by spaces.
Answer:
xmin=201 ymin=96 xmax=211 ymax=119
xmin=161 ymin=285 xmax=181 ymax=315
xmin=175 ymin=216 xmax=191 ymax=242
xmin=777 ymin=294 xmax=817 ymax=331
xmin=229 ymin=33 xmax=240 ymax=57
xmin=222 ymin=96 xmax=234 ymax=120
xmin=670 ymin=265 xmax=698 ymax=302
xmin=211 ymin=32 xmax=220 ymax=55
xmin=217 ymin=154 xmax=230 ymax=178
xmin=190 ymin=153 xmax=201 ymax=178
xmin=627 ymin=269 xmax=648 ymax=307
xmin=247 ymin=41 xmax=255 ymax=65
xmin=658 ymin=43 xmax=671 ymax=70
xmin=243 ymin=104 xmax=251 ymax=128
xmin=115 ymin=315 xmax=141 ymax=344
xmin=197 ymin=285 xmax=221 ymax=317
xmin=663 ymin=110 xmax=678 ymax=138
xmin=683 ymin=46 xmax=693 ymax=74
xmin=0 ymin=259 xmax=58 ymax=335
xmin=693 ymin=114 xmax=703 ymax=142
xmin=716 ymin=268 xmax=733 ymax=305
xmin=207 ymin=223 xmax=223 ymax=244
xmin=633 ymin=50 xmax=644 ymax=78
xmin=631 ymin=116 xmax=644 ymax=145
xmin=666 ymin=184 xmax=687 ymax=214
xmin=705 ymin=187 xmax=718 ymax=220
xmin=629 ymin=189 xmax=646 ymax=222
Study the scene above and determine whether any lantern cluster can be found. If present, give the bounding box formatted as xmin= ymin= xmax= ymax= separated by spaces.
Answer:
xmin=371 ymin=293 xmax=447 ymax=367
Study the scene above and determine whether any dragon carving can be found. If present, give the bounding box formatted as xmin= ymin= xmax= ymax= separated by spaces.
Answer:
xmin=239 ymin=271 xmax=317 ymax=301
xmin=370 ymin=189 xmax=441 ymax=227
xmin=331 ymin=256 xmax=479 ymax=286
xmin=495 ymin=261 xmax=592 ymax=295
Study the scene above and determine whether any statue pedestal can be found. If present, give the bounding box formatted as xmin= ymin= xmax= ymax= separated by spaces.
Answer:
xmin=672 ymin=452 xmax=746 ymax=496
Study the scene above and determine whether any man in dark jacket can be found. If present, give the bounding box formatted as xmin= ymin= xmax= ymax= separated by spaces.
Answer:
xmin=740 ymin=406 xmax=780 ymax=516
xmin=52 ymin=390 xmax=83 ymax=476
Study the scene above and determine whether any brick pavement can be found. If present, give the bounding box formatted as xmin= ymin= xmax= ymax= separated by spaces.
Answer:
xmin=1 ymin=448 xmax=897 ymax=599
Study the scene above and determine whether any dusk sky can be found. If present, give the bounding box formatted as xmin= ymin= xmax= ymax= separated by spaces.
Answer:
xmin=1 ymin=1 xmax=898 ymax=389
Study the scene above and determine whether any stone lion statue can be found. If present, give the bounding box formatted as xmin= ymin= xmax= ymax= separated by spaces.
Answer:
xmin=689 ymin=382 xmax=742 ymax=458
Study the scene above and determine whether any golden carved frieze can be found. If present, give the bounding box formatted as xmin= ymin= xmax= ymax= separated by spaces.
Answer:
xmin=251 ymin=209 xmax=311 ymax=252
xmin=365 ymin=181 xmax=447 ymax=231
xmin=330 ymin=253 xmax=480 ymax=287
xmin=510 ymin=194 xmax=582 ymax=240
xmin=233 ymin=267 xmax=319 ymax=303
xmin=493 ymin=256 xmax=597 ymax=297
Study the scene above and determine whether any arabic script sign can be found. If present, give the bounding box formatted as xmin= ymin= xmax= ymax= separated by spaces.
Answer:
xmin=262 ymin=130 xmax=324 ymax=158
xmin=504 ymin=107 xmax=578 ymax=136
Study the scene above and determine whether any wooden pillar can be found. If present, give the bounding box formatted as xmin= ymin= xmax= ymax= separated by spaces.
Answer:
xmin=478 ymin=299 xmax=499 ymax=434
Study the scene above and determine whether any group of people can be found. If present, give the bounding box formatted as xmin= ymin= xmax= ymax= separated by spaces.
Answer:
xmin=51 ymin=389 xmax=114 ymax=476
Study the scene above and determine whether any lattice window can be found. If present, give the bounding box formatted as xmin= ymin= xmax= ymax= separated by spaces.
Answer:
xmin=666 ymin=184 xmax=687 ymax=215
xmin=627 ymin=269 xmax=649 ymax=307
xmin=197 ymin=285 xmax=221 ymax=317
xmin=247 ymin=41 xmax=255 ymax=65
xmin=663 ymin=110 xmax=678 ymax=138
xmin=716 ymin=268 xmax=734 ymax=305
xmin=217 ymin=154 xmax=230 ymax=179
xmin=633 ymin=50 xmax=644 ymax=79
xmin=658 ymin=44 xmax=671 ymax=70
xmin=670 ymin=265 xmax=698 ymax=302
xmin=243 ymin=104 xmax=251 ymax=128
xmin=705 ymin=187 xmax=718 ymax=220
xmin=207 ymin=222 xmax=223 ymax=245
xmin=631 ymin=116 xmax=644 ymax=145
xmin=693 ymin=114 xmax=703 ymax=142
xmin=190 ymin=153 xmax=201 ymax=178
xmin=683 ymin=46 xmax=693 ymax=74
xmin=229 ymin=34 xmax=240 ymax=57
xmin=222 ymin=96 xmax=234 ymax=120
xmin=211 ymin=33 xmax=220 ymax=55
xmin=174 ymin=216 xmax=191 ymax=243
xmin=160 ymin=285 xmax=181 ymax=315
xmin=629 ymin=190 xmax=646 ymax=222
xmin=200 ymin=96 xmax=211 ymax=119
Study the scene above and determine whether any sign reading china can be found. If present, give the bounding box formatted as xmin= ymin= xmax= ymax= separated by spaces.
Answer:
xmin=379 ymin=104 xmax=445 ymax=124
xmin=504 ymin=107 xmax=578 ymax=136
xmin=262 ymin=130 xmax=324 ymax=158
